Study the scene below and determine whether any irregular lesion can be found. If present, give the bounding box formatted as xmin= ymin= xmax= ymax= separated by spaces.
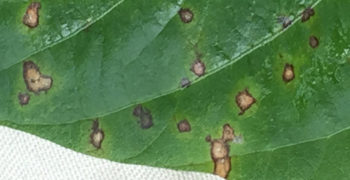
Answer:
xmin=23 ymin=61 xmax=53 ymax=94
xmin=206 ymin=124 xmax=239 ymax=179
xmin=22 ymin=2 xmax=41 ymax=28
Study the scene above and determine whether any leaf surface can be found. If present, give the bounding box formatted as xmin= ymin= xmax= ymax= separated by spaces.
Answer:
xmin=0 ymin=0 xmax=317 ymax=124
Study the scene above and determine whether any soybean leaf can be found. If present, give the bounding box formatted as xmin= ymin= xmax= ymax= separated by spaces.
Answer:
xmin=2 ymin=0 xmax=350 ymax=179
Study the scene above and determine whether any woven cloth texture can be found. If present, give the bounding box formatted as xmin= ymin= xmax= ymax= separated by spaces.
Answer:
xmin=0 ymin=126 xmax=222 ymax=180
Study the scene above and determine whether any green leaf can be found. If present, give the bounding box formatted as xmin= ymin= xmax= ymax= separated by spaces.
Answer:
xmin=2 ymin=0 xmax=350 ymax=179
xmin=0 ymin=0 xmax=317 ymax=124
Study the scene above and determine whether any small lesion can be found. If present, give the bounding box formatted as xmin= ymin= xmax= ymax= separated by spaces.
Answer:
xmin=235 ymin=89 xmax=256 ymax=115
xmin=18 ymin=93 xmax=30 ymax=106
xmin=90 ymin=119 xmax=105 ymax=149
xmin=191 ymin=59 xmax=206 ymax=77
xmin=282 ymin=63 xmax=295 ymax=83
xmin=177 ymin=119 xmax=191 ymax=133
xmin=178 ymin=8 xmax=194 ymax=24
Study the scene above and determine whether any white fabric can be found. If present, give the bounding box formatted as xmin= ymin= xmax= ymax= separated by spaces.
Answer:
xmin=0 ymin=126 xmax=222 ymax=180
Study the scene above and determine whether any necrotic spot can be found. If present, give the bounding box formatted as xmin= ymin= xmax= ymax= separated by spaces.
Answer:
xmin=235 ymin=89 xmax=256 ymax=115
xmin=180 ymin=78 xmax=191 ymax=88
xmin=301 ymin=7 xmax=315 ymax=22
xmin=23 ymin=2 xmax=41 ymax=28
xmin=90 ymin=119 xmax=104 ymax=149
xmin=18 ymin=93 xmax=30 ymax=106
xmin=309 ymin=35 xmax=319 ymax=48
xmin=282 ymin=63 xmax=295 ymax=82
xmin=23 ymin=61 xmax=53 ymax=94
xmin=191 ymin=59 xmax=206 ymax=77
xmin=178 ymin=8 xmax=193 ymax=23
xmin=177 ymin=119 xmax=191 ymax=132
xmin=207 ymin=124 xmax=236 ymax=178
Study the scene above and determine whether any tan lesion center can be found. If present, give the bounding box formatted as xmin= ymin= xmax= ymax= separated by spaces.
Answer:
xmin=23 ymin=61 xmax=53 ymax=93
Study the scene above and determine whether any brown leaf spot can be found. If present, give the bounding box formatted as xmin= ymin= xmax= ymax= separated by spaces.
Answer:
xmin=178 ymin=8 xmax=193 ymax=23
xmin=282 ymin=63 xmax=295 ymax=82
xmin=177 ymin=119 xmax=191 ymax=132
xmin=207 ymin=124 xmax=240 ymax=178
xmin=309 ymin=35 xmax=319 ymax=48
xmin=277 ymin=16 xmax=292 ymax=29
xmin=23 ymin=2 xmax=41 ymax=28
xmin=301 ymin=7 xmax=315 ymax=22
xmin=18 ymin=93 xmax=30 ymax=106
xmin=180 ymin=78 xmax=191 ymax=88
xmin=90 ymin=119 xmax=104 ymax=149
xmin=133 ymin=104 xmax=153 ymax=129
xmin=235 ymin=89 xmax=256 ymax=115
xmin=23 ymin=61 xmax=53 ymax=93
xmin=191 ymin=59 xmax=205 ymax=77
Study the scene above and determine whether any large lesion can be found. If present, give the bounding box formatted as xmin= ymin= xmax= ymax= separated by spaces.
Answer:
xmin=23 ymin=61 xmax=53 ymax=93
xmin=206 ymin=124 xmax=241 ymax=179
